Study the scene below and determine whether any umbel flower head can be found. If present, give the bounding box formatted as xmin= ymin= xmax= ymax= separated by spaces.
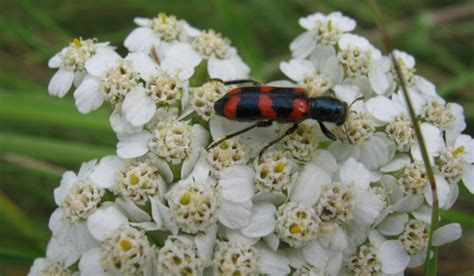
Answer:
xmin=31 ymin=10 xmax=471 ymax=276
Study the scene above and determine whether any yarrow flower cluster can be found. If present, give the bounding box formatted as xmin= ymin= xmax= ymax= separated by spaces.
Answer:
xmin=32 ymin=10 xmax=471 ymax=275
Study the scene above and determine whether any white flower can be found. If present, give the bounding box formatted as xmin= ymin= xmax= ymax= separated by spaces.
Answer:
xmin=290 ymin=11 xmax=356 ymax=58
xmin=254 ymin=150 xmax=294 ymax=194
xmin=48 ymin=160 xmax=102 ymax=265
xmin=29 ymin=237 xmax=78 ymax=276
xmin=190 ymin=29 xmax=249 ymax=80
xmin=121 ymin=68 xmax=190 ymax=127
xmin=154 ymin=159 xmax=255 ymax=235
xmin=375 ymin=215 xmax=462 ymax=268
xmin=29 ymin=257 xmax=72 ymax=276
xmin=156 ymin=235 xmax=205 ymax=275
xmin=329 ymin=89 xmax=396 ymax=171
xmin=338 ymin=34 xmax=392 ymax=95
xmin=114 ymin=160 xmax=166 ymax=206
xmin=346 ymin=239 xmax=409 ymax=275
xmin=48 ymin=38 xmax=116 ymax=97
xmin=39 ymin=10 xmax=473 ymax=276
xmin=209 ymin=116 xmax=279 ymax=160
xmin=390 ymin=49 xmax=440 ymax=98
xmin=192 ymin=80 xmax=229 ymax=121
xmin=213 ymin=241 xmax=259 ymax=275
xmin=79 ymin=205 xmax=154 ymax=275
xmin=274 ymin=201 xmax=320 ymax=248
xmin=99 ymin=225 xmax=151 ymax=274
xmin=124 ymin=13 xmax=199 ymax=53
xmin=73 ymin=52 xmax=158 ymax=115
xmin=116 ymin=116 xmax=209 ymax=182
xmin=282 ymin=120 xmax=322 ymax=161
xmin=280 ymin=55 xmax=343 ymax=97
xmin=438 ymin=133 xmax=474 ymax=193
xmin=167 ymin=178 xmax=221 ymax=234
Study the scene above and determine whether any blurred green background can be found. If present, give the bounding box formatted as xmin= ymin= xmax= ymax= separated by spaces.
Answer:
xmin=0 ymin=0 xmax=473 ymax=275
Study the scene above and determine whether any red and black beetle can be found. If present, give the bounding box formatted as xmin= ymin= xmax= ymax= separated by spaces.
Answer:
xmin=207 ymin=79 xmax=358 ymax=159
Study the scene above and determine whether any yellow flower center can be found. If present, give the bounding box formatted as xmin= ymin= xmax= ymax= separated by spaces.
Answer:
xmin=120 ymin=239 xmax=133 ymax=251
xmin=290 ymin=224 xmax=301 ymax=234
xmin=180 ymin=192 xmax=191 ymax=205
xmin=130 ymin=173 xmax=139 ymax=185
xmin=72 ymin=38 xmax=81 ymax=47
xmin=327 ymin=20 xmax=333 ymax=31
xmin=452 ymin=146 xmax=465 ymax=157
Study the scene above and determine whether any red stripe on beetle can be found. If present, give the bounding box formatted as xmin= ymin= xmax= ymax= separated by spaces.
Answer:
xmin=258 ymin=95 xmax=278 ymax=119
xmin=288 ymin=98 xmax=309 ymax=121
xmin=293 ymin=87 xmax=308 ymax=95
xmin=227 ymin=87 xmax=242 ymax=96
xmin=224 ymin=96 xmax=240 ymax=119
xmin=259 ymin=86 xmax=273 ymax=93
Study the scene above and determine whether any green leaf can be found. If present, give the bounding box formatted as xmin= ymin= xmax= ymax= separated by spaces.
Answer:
xmin=0 ymin=132 xmax=114 ymax=165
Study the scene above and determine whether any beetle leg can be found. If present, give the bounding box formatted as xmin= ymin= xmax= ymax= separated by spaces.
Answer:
xmin=207 ymin=120 xmax=272 ymax=150
xmin=205 ymin=78 xmax=261 ymax=86
xmin=318 ymin=121 xmax=337 ymax=141
xmin=258 ymin=123 xmax=299 ymax=162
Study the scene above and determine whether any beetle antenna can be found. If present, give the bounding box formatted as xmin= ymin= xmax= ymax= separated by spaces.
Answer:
xmin=342 ymin=124 xmax=354 ymax=145
xmin=348 ymin=96 xmax=365 ymax=111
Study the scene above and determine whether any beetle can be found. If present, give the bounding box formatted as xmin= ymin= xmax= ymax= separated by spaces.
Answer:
xmin=207 ymin=79 xmax=361 ymax=160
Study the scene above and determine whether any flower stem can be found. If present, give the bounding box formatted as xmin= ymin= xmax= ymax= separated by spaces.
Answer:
xmin=367 ymin=1 xmax=439 ymax=275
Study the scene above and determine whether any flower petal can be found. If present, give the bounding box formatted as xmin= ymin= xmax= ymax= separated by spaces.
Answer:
xmin=161 ymin=43 xmax=201 ymax=79
xmin=366 ymin=96 xmax=401 ymax=123
xmin=115 ymin=198 xmax=151 ymax=222
xmin=84 ymin=48 xmax=120 ymax=77
xmin=86 ymin=205 xmax=128 ymax=241
xmin=290 ymin=163 xmax=329 ymax=205
xmin=321 ymin=55 xmax=344 ymax=85
xmin=79 ymin=248 xmax=106 ymax=276
xmin=151 ymin=156 xmax=174 ymax=183
xmin=122 ymin=85 xmax=156 ymax=126
xmin=156 ymin=201 xmax=178 ymax=235
xmin=219 ymin=166 xmax=255 ymax=203
xmin=48 ymin=68 xmax=75 ymax=97
xmin=258 ymin=244 xmax=291 ymax=275
xmin=353 ymin=189 xmax=384 ymax=225
xmin=241 ymin=202 xmax=276 ymax=238
xmin=195 ymin=225 xmax=217 ymax=265
xmin=369 ymin=63 xmax=389 ymax=95
xmin=54 ymin=171 xmax=77 ymax=205
xmin=462 ymin=164 xmax=474 ymax=193
xmin=109 ymin=107 xmax=141 ymax=134
xmin=126 ymin=52 xmax=159 ymax=82
xmin=263 ymin=233 xmax=279 ymax=251
xmin=117 ymin=131 xmax=152 ymax=159
xmin=208 ymin=55 xmax=250 ymax=81
xmin=376 ymin=213 xmax=409 ymax=236
xmin=225 ymin=228 xmax=259 ymax=245
xmin=312 ymin=150 xmax=338 ymax=177
xmin=218 ymin=199 xmax=252 ymax=229
xmin=289 ymin=31 xmax=315 ymax=59
xmin=73 ymin=78 xmax=104 ymax=114
xmin=279 ymin=59 xmax=314 ymax=82
xmin=378 ymin=240 xmax=410 ymax=274
xmin=311 ymin=44 xmax=337 ymax=71
xmin=124 ymin=27 xmax=160 ymax=53
xmin=339 ymin=158 xmax=371 ymax=189
xmin=432 ymin=223 xmax=462 ymax=246
xmin=149 ymin=196 xmax=163 ymax=229
xmin=302 ymin=240 xmax=330 ymax=268
xmin=90 ymin=155 xmax=125 ymax=188
xmin=358 ymin=135 xmax=391 ymax=170
xmin=380 ymin=154 xmax=411 ymax=173
xmin=48 ymin=51 xmax=63 ymax=68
